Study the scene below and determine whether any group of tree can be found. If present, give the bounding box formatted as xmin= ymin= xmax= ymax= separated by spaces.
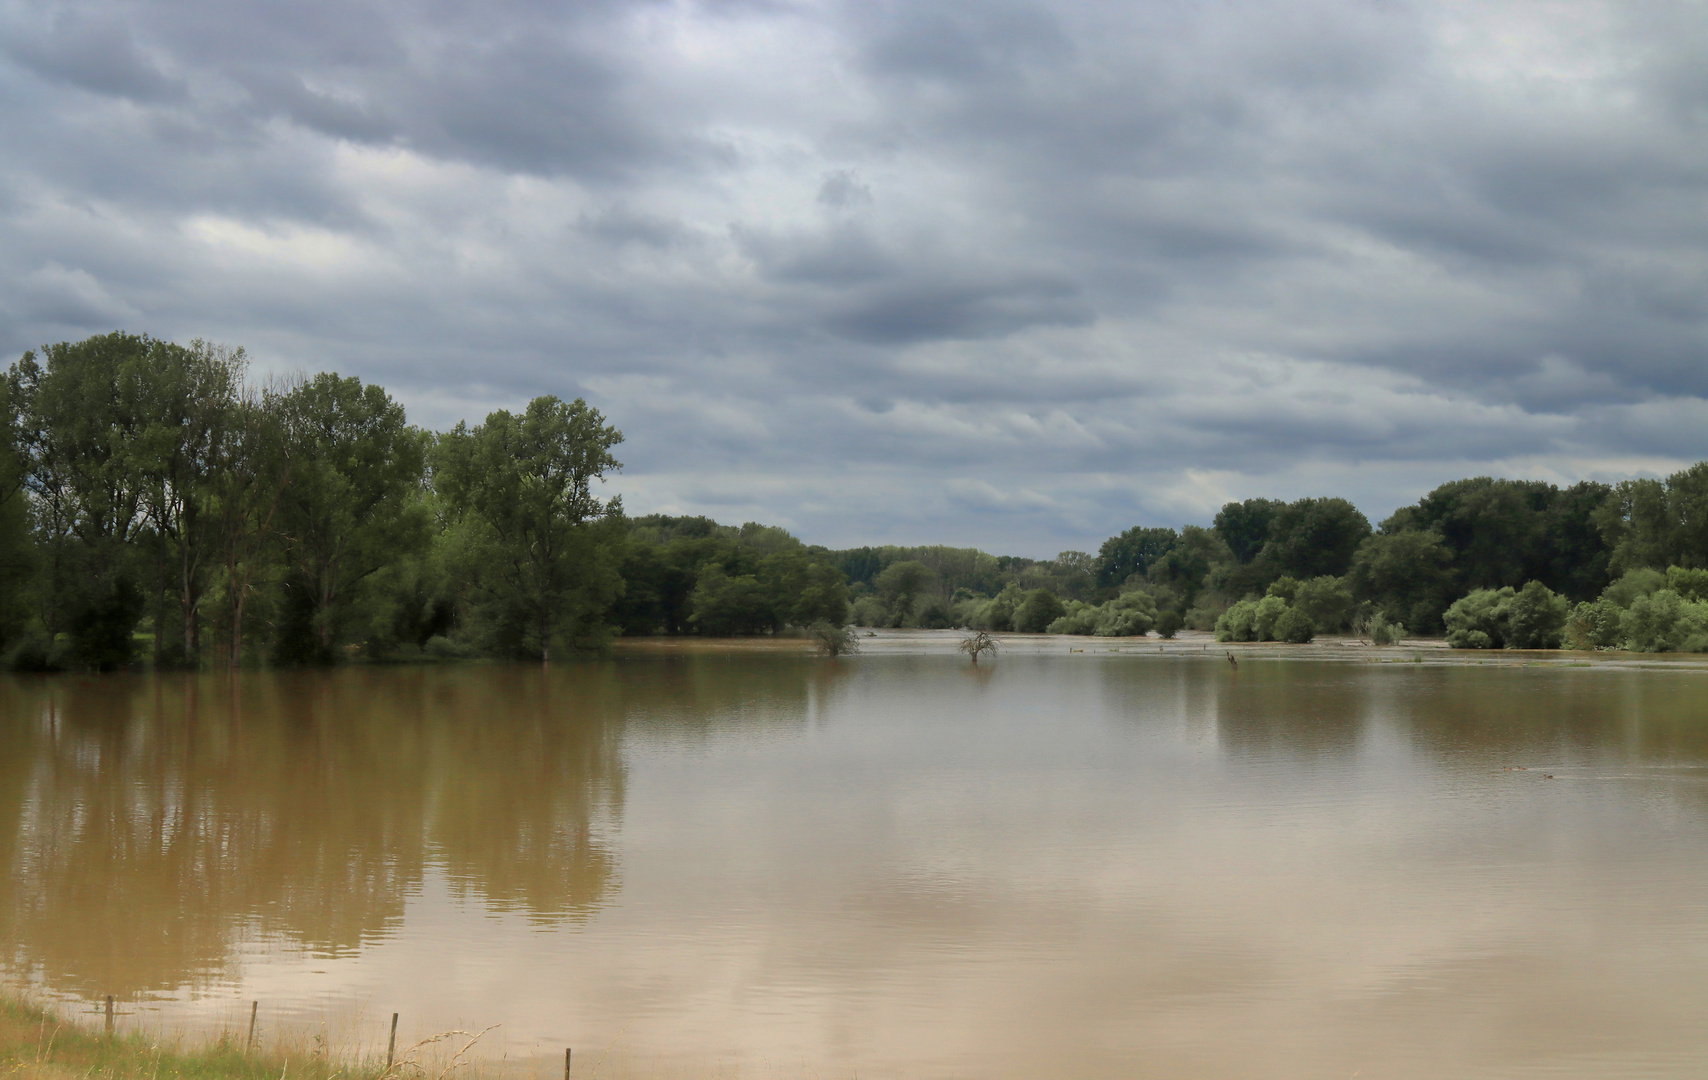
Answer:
xmin=0 ymin=331 xmax=849 ymax=671
xmin=830 ymin=466 xmax=1708 ymax=653
xmin=12 ymin=331 xmax=1708 ymax=671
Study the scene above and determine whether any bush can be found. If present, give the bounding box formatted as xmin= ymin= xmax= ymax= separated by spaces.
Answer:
xmin=1444 ymin=588 xmax=1511 ymax=648
xmin=1602 ymin=568 xmax=1666 ymax=609
xmin=69 ymin=576 xmax=146 ymax=671
xmin=423 ymin=634 xmax=477 ymax=660
xmin=1046 ymin=600 xmax=1100 ymax=636
xmin=1275 ymin=607 xmax=1315 ymax=643
xmin=849 ymin=595 xmax=888 ymax=627
xmin=1293 ymin=576 xmax=1354 ymax=633
xmin=1666 ymin=566 xmax=1708 ymax=602
xmin=1093 ymin=590 xmax=1157 ymax=636
xmin=1443 ymin=581 xmax=1566 ymax=649
xmin=1154 ymin=609 xmax=1184 ymax=639
xmin=1265 ymin=576 xmax=1302 ymax=603
xmin=1564 ymin=599 xmax=1623 ymax=650
xmin=912 ymin=598 xmax=954 ymax=629
xmin=1503 ymin=581 xmax=1569 ymax=649
xmin=1215 ymin=599 xmax=1258 ymax=642
xmin=1622 ymin=589 xmax=1708 ymax=653
xmin=969 ymin=583 xmax=1025 ymax=632
xmin=1354 ymin=611 xmax=1407 ymax=645
xmin=808 ymin=619 xmax=860 ymax=656
xmin=1012 ymin=589 xmax=1067 ymax=633
xmin=689 ymin=566 xmax=777 ymax=635
xmin=1251 ymin=595 xmax=1288 ymax=641
xmin=3 ymin=625 xmax=64 ymax=672
xmin=1371 ymin=614 xmax=1406 ymax=644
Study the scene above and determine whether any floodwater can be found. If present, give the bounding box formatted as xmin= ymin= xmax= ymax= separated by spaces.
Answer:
xmin=5 ymin=641 xmax=1708 ymax=1079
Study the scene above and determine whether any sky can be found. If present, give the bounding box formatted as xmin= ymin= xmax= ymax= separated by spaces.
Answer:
xmin=1 ymin=0 xmax=1705 ymax=556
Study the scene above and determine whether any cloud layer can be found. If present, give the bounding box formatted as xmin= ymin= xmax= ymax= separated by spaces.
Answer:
xmin=3 ymin=0 xmax=1706 ymax=553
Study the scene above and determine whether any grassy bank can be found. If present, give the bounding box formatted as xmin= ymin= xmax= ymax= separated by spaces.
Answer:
xmin=0 ymin=997 xmax=378 ymax=1080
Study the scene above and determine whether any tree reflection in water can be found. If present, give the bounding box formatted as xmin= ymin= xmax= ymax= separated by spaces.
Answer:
xmin=0 ymin=665 xmax=642 ymax=998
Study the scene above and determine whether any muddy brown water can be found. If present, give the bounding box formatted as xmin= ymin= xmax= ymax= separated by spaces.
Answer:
xmin=5 ymin=642 xmax=1708 ymax=1078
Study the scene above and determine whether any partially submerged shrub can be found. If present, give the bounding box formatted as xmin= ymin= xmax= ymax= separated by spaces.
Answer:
xmin=1621 ymin=589 xmax=1708 ymax=653
xmin=1444 ymin=588 xmax=1509 ymax=648
xmin=1444 ymin=581 xmax=1567 ymax=649
xmin=1215 ymin=599 xmax=1258 ymax=642
xmin=1353 ymin=611 xmax=1406 ymax=645
xmin=1565 ymin=598 xmax=1623 ymax=650
xmin=1292 ymin=575 xmax=1354 ymax=633
xmin=1094 ymin=590 xmax=1157 ymax=636
xmin=1046 ymin=590 xmax=1158 ymax=637
xmin=1215 ymin=594 xmax=1315 ymax=643
xmin=1274 ymin=607 xmax=1315 ymax=644
xmin=1504 ymin=581 xmax=1569 ymax=649
xmin=1012 ymin=589 xmax=1067 ymax=633
xmin=1251 ymin=595 xmax=1287 ymax=641
xmin=1047 ymin=600 xmax=1101 ymax=636
xmin=808 ymin=619 xmax=860 ymax=656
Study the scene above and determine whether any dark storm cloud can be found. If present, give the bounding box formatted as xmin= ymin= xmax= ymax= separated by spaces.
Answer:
xmin=1 ymin=0 xmax=1706 ymax=552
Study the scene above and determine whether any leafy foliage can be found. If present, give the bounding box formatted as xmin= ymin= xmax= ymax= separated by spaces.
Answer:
xmin=433 ymin=396 xmax=624 ymax=660
xmin=1443 ymin=582 xmax=1569 ymax=649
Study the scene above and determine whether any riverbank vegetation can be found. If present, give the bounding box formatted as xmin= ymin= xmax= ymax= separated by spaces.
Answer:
xmin=0 ymin=995 xmax=360 ymax=1080
xmin=0 ymin=332 xmax=846 ymax=670
xmin=7 ymin=331 xmax=1708 ymax=669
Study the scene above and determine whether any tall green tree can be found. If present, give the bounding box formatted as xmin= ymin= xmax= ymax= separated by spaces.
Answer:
xmin=10 ymin=333 xmax=157 ymax=666
xmin=1598 ymin=464 xmax=1708 ymax=575
xmin=0 ymin=377 xmax=34 ymax=650
xmin=206 ymin=389 xmax=292 ymax=667
xmin=1146 ymin=525 xmax=1232 ymax=606
xmin=1385 ymin=477 xmax=1612 ymax=599
xmin=1096 ymin=526 xmax=1178 ymax=586
xmin=272 ymin=374 xmax=431 ymax=662
xmin=1213 ymin=498 xmax=1283 ymax=564
xmin=1259 ymin=497 xmax=1371 ymax=581
xmin=1348 ymin=529 xmax=1456 ymax=633
xmin=132 ymin=340 xmax=245 ymax=665
xmin=432 ymin=396 xmax=624 ymax=661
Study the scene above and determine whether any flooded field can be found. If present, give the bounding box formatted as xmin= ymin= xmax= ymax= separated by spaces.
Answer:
xmin=5 ymin=640 xmax=1708 ymax=1078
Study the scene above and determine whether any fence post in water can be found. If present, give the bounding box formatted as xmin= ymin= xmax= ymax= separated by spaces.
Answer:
xmin=104 ymin=996 xmax=113 ymax=1035
xmin=565 ymin=1047 xmax=571 ymax=1080
xmin=247 ymin=1001 xmax=257 ymax=1053
xmin=387 ymin=1013 xmax=399 ymax=1068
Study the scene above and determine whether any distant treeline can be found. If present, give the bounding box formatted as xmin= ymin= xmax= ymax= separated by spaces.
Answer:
xmin=4 ymin=331 xmax=1707 ymax=671
xmin=830 ymin=468 xmax=1708 ymax=652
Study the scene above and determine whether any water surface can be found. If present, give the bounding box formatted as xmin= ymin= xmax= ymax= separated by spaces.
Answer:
xmin=5 ymin=648 xmax=1708 ymax=1078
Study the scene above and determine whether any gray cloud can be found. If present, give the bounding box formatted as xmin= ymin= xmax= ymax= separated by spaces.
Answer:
xmin=1 ymin=0 xmax=1705 ymax=553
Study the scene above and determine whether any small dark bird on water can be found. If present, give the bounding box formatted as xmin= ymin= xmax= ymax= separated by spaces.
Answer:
xmin=1227 ymin=653 xmax=1238 ymax=668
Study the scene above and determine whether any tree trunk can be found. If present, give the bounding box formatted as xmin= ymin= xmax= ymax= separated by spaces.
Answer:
xmin=154 ymin=529 xmax=168 ymax=665
xmin=318 ymin=567 xmax=336 ymax=655
xmin=181 ymin=503 xmax=200 ymax=665
xmin=229 ymin=584 xmax=246 ymax=669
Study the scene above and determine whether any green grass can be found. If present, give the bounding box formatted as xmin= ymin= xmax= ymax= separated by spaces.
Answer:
xmin=0 ymin=996 xmax=380 ymax=1080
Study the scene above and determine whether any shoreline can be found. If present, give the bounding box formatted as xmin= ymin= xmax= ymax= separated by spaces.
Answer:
xmin=0 ymin=995 xmax=374 ymax=1080
xmin=614 ymin=627 xmax=1708 ymax=672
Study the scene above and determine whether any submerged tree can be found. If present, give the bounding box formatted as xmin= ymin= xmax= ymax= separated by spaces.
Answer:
xmin=808 ymin=619 xmax=859 ymax=657
xmin=958 ymin=631 xmax=999 ymax=664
